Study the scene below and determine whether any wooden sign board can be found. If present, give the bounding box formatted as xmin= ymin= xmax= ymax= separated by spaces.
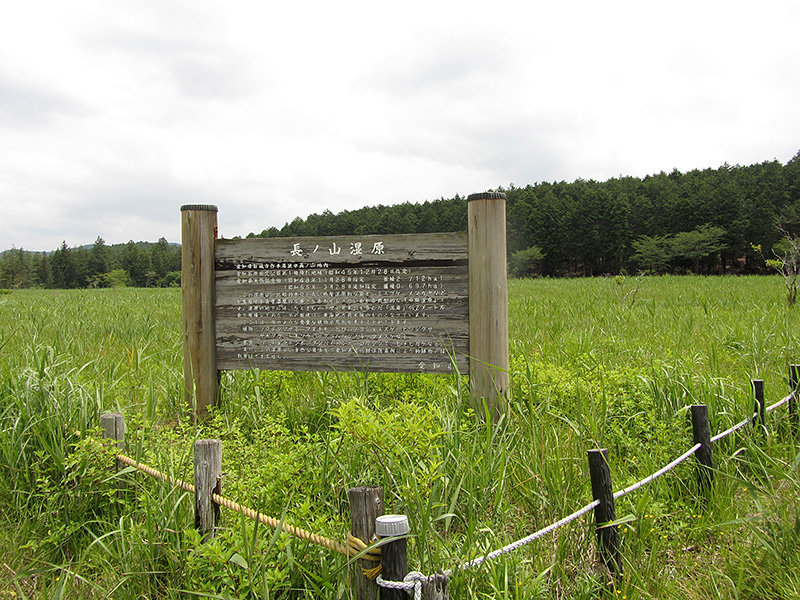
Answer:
xmin=215 ymin=232 xmax=469 ymax=374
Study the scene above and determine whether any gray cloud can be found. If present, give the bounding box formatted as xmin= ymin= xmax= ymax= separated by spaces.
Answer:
xmin=83 ymin=28 xmax=260 ymax=102
xmin=362 ymin=35 xmax=514 ymax=99
xmin=0 ymin=73 xmax=86 ymax=128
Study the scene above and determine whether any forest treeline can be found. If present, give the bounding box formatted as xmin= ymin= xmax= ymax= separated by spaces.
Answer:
xmin=248 ymin=152 xmax=800 ymax=277
xmin=2 ymin=152 xmax=799 ymax=288
xmin=0 ymin=238 xmax=181 ymax=289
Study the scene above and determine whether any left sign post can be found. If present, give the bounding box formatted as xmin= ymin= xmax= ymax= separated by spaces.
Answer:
xmin=181 ymin=204 xmax=219 ymax=421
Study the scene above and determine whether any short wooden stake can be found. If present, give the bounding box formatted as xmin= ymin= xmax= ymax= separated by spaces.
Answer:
xmin=790 ymin=364 xmax=799 ymax=431
xmin=752 ymin=379 xmax=766 ymax=430
xmin=100 ymin=412 xmax=125 ymax=474
xmin=194 ymin=439 xmax=222 ymax=540
xmin=690 ymin=405 xmax=714 ymax=498
xmin=587 ymin=449 xmax=621 ymax=575
xmin=348 ymin=486 xmax=384 ymax=600
xmin=100 ymin=412 xmax=125 ymax=450
xmin=375 ymin=515 xmax=409 ymax=600
xmin=422 ymin=573 xmax=449 ymax=600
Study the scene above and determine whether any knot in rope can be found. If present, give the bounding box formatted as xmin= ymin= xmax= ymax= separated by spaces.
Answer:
xmin=403 ymin=571 xmax=427 ymax=600
xmin=376 ymin=571 xmax=427 ymax=600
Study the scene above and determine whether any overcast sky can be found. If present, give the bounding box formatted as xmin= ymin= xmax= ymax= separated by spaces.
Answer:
xmin=2 ymin=0 xmax=798 ymax=252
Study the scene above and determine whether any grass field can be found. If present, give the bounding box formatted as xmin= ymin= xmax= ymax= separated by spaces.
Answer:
xmin=0 ymin=275 xmax=798 ymax=599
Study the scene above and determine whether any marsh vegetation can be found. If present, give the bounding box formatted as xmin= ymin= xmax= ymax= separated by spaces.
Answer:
xmin=0 ymin=276 xmax=798 ymax=598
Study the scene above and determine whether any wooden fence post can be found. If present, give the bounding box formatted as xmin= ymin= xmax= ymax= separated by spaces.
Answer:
xmin=195 ymin=439 xmax=222 ymax=540
xmin=467 ymin=192 xmax=510 ymax=421
xmin=690 ymin=405 xmax=714 ymax=498
xmin=375 ymin=515 xmax=409 ymax=600
xmin=181 ymin=204 xmax=219 ymax=422
xmin=587 ymin=449 xmax=621 ymax=575
xmin=348 ymin=486 xmax=384 ymax=600
xmin=790 ymin=364 xmax=799 ymax=431
xmin=752 ymin=379 xmax=765 ymax=430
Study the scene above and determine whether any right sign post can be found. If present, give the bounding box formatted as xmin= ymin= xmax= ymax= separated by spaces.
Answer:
xmin=468 ymin=191 xmax=510 ymax=420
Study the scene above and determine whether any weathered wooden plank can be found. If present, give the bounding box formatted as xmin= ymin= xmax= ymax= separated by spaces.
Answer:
xmin=215 ymin=233 xmax=469 ymax=374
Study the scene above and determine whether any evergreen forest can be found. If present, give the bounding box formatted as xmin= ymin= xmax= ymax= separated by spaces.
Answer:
xmin=2 ymin=152 xmax=799 ymax=288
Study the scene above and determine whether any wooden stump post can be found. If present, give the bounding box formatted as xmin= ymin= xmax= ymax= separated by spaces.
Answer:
xmin=467 ymin=192 xmax=509 ymax=421
xmin=375 ymin=515 xmax=409 ymax=600
xmin=181 ymin=204 xmax=219 ymax=421
xmin=348 ymin=486 xmax=384 ymax=600
xmin=691 ymin=404 xmax=714 ymax=498
xmin=422 ymin=574 xmax=449 ymax=600
xmin=587 ymin=449 xmax=621 ymax=574
xmin=752 ymin=379 xmax=766 ymax=430
xmin=194 ymin=439 xmax=222 ymax=540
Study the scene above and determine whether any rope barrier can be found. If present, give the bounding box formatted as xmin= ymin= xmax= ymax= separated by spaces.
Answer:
xmin=767 ymin=392 xmax=793 ymax=413
xmin=375 ymin=500 xmax=601 ymax=598
xmin=116 ymin=454 xmax=195 ymax=494
xmin=455 ymin=500 xmax=600 ymax=573
xmin=377 ymin=571 xmax=428 ymax=600
xmin=114 ymin=453 xmax=380 ymax=563
xmin=211 ymin=492 xmax=349 ymax=556
xmin=613 ymin=443 xmax=700 ymax=500
xmin=710 ymin=414 xmax=753 ymax=443
xmin=709 ymin=393 xmax=793 ymax=443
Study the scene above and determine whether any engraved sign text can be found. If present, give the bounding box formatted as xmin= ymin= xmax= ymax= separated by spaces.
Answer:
xmin=215 ymin=232 xmax=469 ymax=373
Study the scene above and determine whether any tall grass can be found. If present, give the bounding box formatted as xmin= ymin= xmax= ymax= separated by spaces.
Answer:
xmin=0 ymin=277 xmax=798 ymax=598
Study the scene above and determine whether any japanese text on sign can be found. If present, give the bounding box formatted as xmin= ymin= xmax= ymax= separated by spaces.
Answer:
xmin=214 ymin=233 xmax=469 ymax=374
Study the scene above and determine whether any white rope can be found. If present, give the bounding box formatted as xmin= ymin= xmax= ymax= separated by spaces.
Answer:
xmin=453 ymin=500 xmax=599 ymax=573
xmin=710 ymin=415 xmax=753 ymax=443
xmin=767 ymin=392 xmax=793 ymax=413
xmin=376 ymin=444 xmax=702 ymax=593
xmin=709 ymin=393 xmax=793 ymax=443
xmin=613 ymin=443 xmax=700 ymax=500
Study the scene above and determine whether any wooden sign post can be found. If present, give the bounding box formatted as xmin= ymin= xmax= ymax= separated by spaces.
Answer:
xmin=181 ymin=205 xmax=219 ymax=421
xmin=467 ymin=192 xmax=509 ymax=419
xmin=181 ymin=193 xmax=509 ymax=421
